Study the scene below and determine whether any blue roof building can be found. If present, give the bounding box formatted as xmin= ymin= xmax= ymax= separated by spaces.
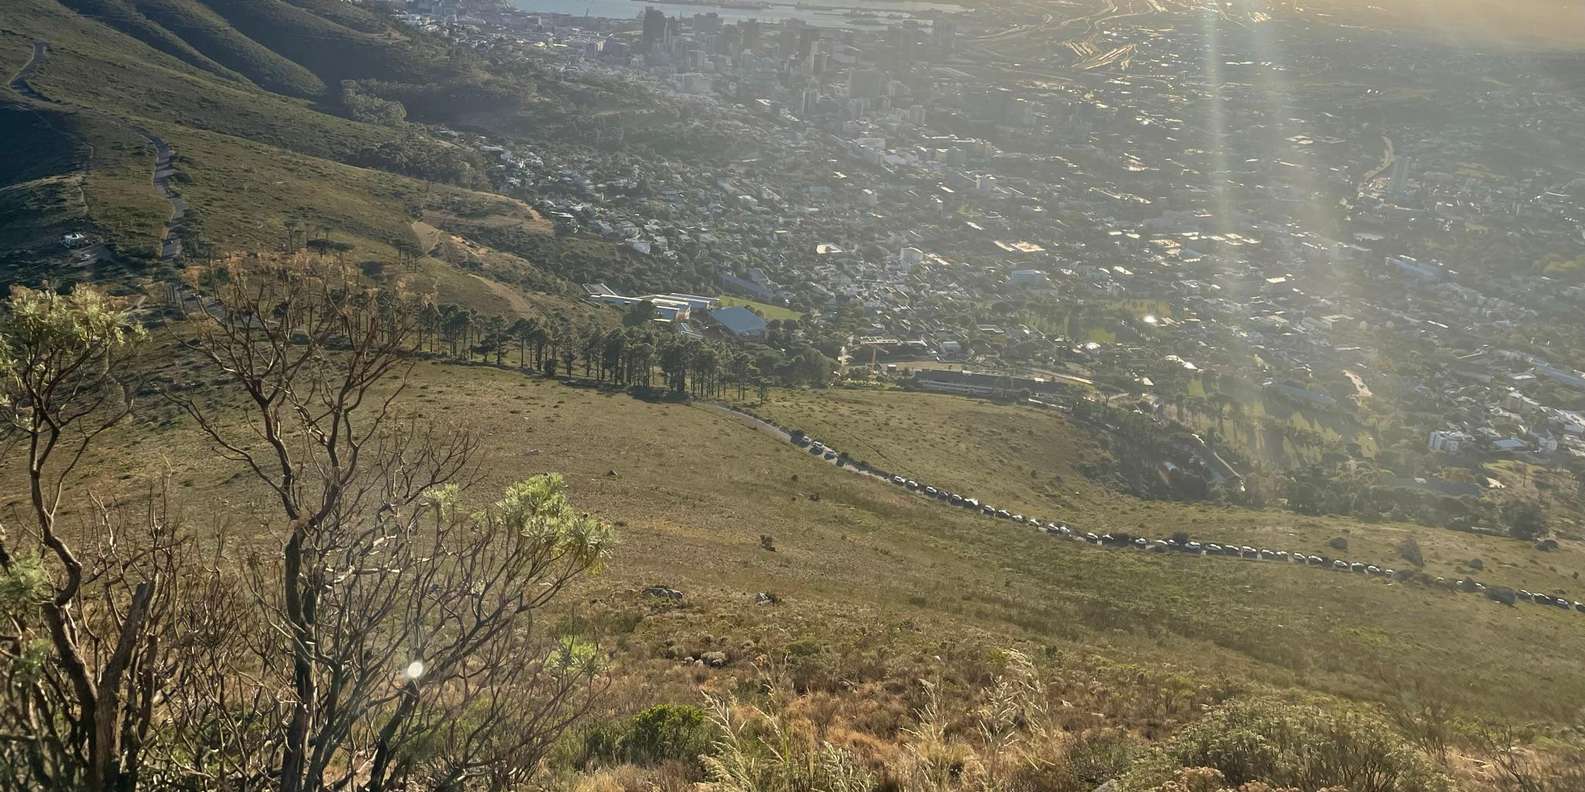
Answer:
xmin=709 ymin=306 xmax=768 ymax=339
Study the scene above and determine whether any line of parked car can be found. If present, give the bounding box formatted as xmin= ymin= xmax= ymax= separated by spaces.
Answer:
xmin=786 ymin=428 xmax=1584 ymax=616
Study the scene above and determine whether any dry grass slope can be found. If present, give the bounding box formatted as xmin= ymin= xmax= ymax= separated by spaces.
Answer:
xmin=18 ymin=361 xmax=1585 ymax=731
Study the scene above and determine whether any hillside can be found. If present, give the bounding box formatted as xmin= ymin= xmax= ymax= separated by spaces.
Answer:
xmin=5 ymin=0 xmax=1585 ymax=787
xmin=7 ymin=346 xmax=1582 ymax=787
xmin=738 ymin=388 xmax=1585 ymax=599
xmin=0 ymin=0 xmax=575 ymax=316
xmin=49 ymin=0 xmax=448 ymax=99
xmin=18 ymin=355 xmax=1583 ymax=724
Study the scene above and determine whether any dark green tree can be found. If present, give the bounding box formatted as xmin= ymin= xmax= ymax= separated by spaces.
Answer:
xmin=623 ymin=300 xmax=656 ymax=327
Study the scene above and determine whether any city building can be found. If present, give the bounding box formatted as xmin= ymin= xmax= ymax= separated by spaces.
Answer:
xmin=641 ymin=7 xmax=668 ymax=52
xmin=1429 ymin=430 xmax=1473 ymax=453
xmin=1008 ymin=269 xmax=1050 ymax=287
xmin=709 ymin=306 xmax=769 ymax=338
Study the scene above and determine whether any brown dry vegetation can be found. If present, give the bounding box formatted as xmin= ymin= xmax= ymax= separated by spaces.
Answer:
xmin=7 ymin=0 xmax=1585 ymax=780
xmin=15 ymin=352 xmax=1585 ymax=739
xmin=1 ymin=260 xmax=1581 ymax=786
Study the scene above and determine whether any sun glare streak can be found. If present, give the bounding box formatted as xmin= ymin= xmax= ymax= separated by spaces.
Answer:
xmin=1200 ymin=2 xmax=1236 ymax=245
xmin=1235 ymin=0 xmax=1359 ymax=306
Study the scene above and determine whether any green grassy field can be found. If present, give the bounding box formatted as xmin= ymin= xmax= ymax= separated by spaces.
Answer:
xmin=0 ymin=104 xmax=88 ymax=252
xmin=5 ymin=0 xmax=395 ymax=160
xmin=20 ymin=361 xmax=1585 ymax=733
xmin=154 ymin=121 xmax=423 ymax=256
xmin=0 ymin=102 xmax=168 ymax=263
xmin=2 ymin=0 xmax=493 ymax=253
xmin=737 ymin=387 xmax=1585 ymax=598
xmin=1 ymin=0 xmax=615 ymax=338
xmin=718 ymin=295 xmax=803 ymax=321
xmin=2 ymin=7 xmax=582 ymax=317
xmin=77 ymin=114 xmax=170 ymax=258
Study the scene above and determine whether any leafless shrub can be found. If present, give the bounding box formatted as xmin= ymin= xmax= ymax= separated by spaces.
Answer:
xmin=1381 ymin=676 xmax=1455 ymax=766
xmin=1471 ymin=724 xmax=1585 ymax=792
xmin=0 ymin=285 xmax=188 ymax=790
xmin=153 ymin=257 xmax=615 ymax=791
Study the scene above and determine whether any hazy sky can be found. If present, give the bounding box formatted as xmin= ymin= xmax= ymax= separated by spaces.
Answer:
xmin=1277 ymin=0 xmax=1585 ymax=50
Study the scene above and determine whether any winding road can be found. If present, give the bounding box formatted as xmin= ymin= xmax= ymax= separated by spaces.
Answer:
xmin=146 ymin=132 xmax=187 ymax=261
xmin=704 ymin=402 xmax=1585 ymax=621
xmin=7 ymin=40 xmax=49 ymax=101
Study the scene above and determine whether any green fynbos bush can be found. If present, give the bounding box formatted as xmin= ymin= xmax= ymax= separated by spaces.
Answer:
xmin=1125 ymin=699 xmax=1450 ymax=792
xmin=556 ymin=703 xmax=719 ymax=774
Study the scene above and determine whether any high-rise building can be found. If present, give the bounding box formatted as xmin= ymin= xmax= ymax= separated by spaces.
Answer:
xmin=798 ymin=27 xmax=819 ymax=61
xmin=796 ymin=88 xmax=816 ymax=117
xmin=846 ymin=68 xmax=885 ymax=100
xmin=931 ymin=17 xmax=957 ymax=57
xmin=888 ymin=22 xmax=919 ymax=68
xmin=779 ymin=18 xmax=804 ymax=58
xmin=641 ymin=7 xmax=667 ymax=52
xmin=717 ymin=25 xmax=740 ymax=55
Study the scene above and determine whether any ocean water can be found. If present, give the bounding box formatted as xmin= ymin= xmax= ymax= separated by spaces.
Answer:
xmin=510 ymin=0 xmax=964 ymax=27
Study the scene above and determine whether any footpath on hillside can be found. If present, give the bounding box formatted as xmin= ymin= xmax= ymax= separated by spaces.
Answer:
xmin=9 ymin=38 xmax=186 ymax=263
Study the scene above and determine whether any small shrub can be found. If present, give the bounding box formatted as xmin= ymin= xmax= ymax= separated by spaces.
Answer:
xmin=1124 ymin=699 xmax=1450 ymax=792
xmin=1328 ymin=537 xmax=1349 ymax=551
xmin=783 ymin=639 xmax=824 ymax=658
xmin=554 ymin=704 xmax=718 ymax=775
xmin=1138 ymin=766 xmax=1315 ymax=792
xmin=1396 ymin=537 xmax=1424 ymax=568
xmin=1383 ymin=680 xmax=1454 ymax=765
xmin=1065 ymin=729 xmax=1139 ymax=787
xmin=555 ymin=720 xmax=626 ymax=771
xmin=997 ymin=728 xmax=1140 ymax=792
xmin=701 ymin=696 xmax=874 ymax=792
xmin=0 ymin=555 xmax=50 ymax=607
xmin=624 ymin=704 xmax=718 ymax=768
xmin=1472 ymin=726 xmax=1585 ymax=792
